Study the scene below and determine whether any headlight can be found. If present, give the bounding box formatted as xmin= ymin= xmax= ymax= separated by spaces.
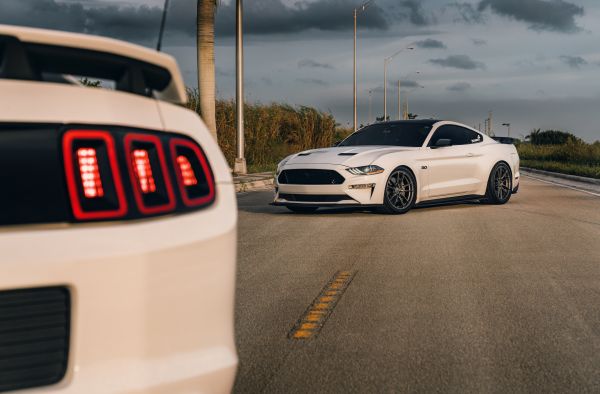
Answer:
xmin=346 ymin=165 xmax=384 ymax=175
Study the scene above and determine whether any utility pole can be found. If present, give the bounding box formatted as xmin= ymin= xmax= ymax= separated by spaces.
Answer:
xmin=353 ymin=1 xmax=373 ymax=132
xmin=368 ymin=89 xmax=373 ymax=125
xmin=404 ymin=94 xmax=409 ymax=120
xmin=353 ymin=8 xmax=357 ymax=132
xmin=488 ymin=110 xmax=493 ymax=136
xmin=383 ymin=59 xmax=388 ymax=121
xmin=234 ymin=0 xmax=246 ymax=174
xmin=397 ymin=80 xmax=401 ymax=120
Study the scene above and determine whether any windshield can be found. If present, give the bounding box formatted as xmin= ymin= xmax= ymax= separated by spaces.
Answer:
xmin=339 ymin=123 xmax=432 ymax=147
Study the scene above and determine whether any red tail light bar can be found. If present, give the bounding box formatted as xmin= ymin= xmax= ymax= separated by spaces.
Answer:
xmin=63 ymin=130 xmax=128 ymax=220
xmin=170 ymin=138 xmax=215 ymax=207
xmin=124 ymin=133 xmax=176 ymax=215
xmin=62 ymin=128 xmax=215 ymax=222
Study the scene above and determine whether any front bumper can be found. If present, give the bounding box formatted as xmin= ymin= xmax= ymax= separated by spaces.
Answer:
xmin=274 ymin=164 xmax=387 ymax=206
xmin=0 ymin=184 xmax=238 ymax=394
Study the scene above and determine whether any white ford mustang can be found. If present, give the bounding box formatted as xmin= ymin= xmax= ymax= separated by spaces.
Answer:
xmin=274 ymin=120 xmax=520 ymax=214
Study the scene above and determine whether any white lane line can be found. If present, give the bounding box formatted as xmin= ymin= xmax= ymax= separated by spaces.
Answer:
xmin=523 ymin=174 xmax=600 ymax=197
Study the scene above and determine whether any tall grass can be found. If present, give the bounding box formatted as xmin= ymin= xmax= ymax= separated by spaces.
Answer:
xmin=517 ymin=140 xmax=600 ymax=179
xmin=517 ymin=141 xmax=600 ymax=166
xmin=186 ymin=88 xmax=351 ymax=170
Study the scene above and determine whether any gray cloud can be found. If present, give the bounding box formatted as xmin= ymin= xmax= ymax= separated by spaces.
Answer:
xmin=446 ymin=2 xmax=485 ymax=24
xmin=298 ymin=59 xmax=334 ymax=70
xmin=400 ymin=80 xmax=421 ymax=88
xmin=215 ymin=0 xmax=389 ymax=36
xmin=429 ymin=55 xmax=486 ymax=70
xmin=478 ymin=0 xmax=584 ymax=33
xmin=296 ymin=78 xmax=328 ymax=86
xmin=447 ymin=82 xmax=472 ymax=92
xmin=413 ymin=38 xmax=446 ymax=49
xmin=397 ymin=0 xmax=430 ymax=26
xmin=471 ymin=38 xmax=487 ymax=46
xmin=559 ymin=55 xmax=587 ymax=68
xmin=0 ymin=0 xmax=390 ymax=43
xmin=0 ymin=0 xmax=163 ymax=41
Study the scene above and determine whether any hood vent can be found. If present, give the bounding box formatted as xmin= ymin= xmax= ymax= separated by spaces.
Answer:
xmin=338 ymin=152 xmax=357 ymax=156
xmin=298 ymin=153 xmax=311 ymax=156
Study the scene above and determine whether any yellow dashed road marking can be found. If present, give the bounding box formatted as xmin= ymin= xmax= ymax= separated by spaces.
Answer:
xmin=289 ymin=271 xmax=357 ymax=340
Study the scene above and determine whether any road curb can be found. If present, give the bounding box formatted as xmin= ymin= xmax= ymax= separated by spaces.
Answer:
xmin=235 ymin=178 xmax=274 ymax=192
xmin=521 ymin=167 xmax=600 ymax=186
xmin=234 ymin=172 xmax=275 ymax=192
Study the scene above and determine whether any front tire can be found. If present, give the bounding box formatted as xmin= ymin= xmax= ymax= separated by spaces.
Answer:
xmin=381 ymin=167 xmax=417 ymax=214
xmin=286 ymin=206 xmax=318 ymax=213
xmin=484 ymin=162 xmax=512 ymax=204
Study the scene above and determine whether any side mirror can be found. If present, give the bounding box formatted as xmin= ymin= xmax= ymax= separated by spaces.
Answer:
xmin=431 ymin=138 xmax=452 ymax=149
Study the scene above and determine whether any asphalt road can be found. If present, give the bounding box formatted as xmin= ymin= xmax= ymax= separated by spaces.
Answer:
xmin=233 ymin=176 xmax=600 ymax=393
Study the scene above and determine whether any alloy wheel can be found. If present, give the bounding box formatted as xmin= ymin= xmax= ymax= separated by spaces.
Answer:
xmin=493 ymin=164 xmax=511 ymax=201
xmin=385 ymin=170 xmax=415 ymax=210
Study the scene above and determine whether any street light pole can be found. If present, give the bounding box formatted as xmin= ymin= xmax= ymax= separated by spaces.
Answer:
xmin=234 ymin=0 xmax=246 ymax=174
xmin=368 ymin=89 xmax=373 ymax=125
xmin=383 ymin=59 xmax=388 ymax=120
xmin=352 ymin=1 xmax=374 ymax=132
xmin=353 ymin=8 xmax=357 ymax=132
xmin=397 ymin=80 xmax=401 ymax=120
xmin=502 ymin=123 xmax=511 ymax=137
xmin=383 ymin=46 xmax=413 ymax=122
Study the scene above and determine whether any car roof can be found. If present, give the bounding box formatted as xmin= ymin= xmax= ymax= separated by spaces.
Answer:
xmin=0 ymin=24 xmax=186 ymax=104
xmin=371 ymin=119 xmax=442 ymax=126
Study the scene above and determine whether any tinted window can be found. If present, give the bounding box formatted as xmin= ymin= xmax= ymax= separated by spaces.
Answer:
xmin=339 ymin=123 xmax=432 ymax=147
xmin=428 ymin=125 xmax=482 ymax=146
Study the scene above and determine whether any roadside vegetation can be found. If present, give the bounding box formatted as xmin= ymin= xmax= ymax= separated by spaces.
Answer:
xmin=517 ymin=130 xmax=600 ymax=179
xmin=187 ymin=88 xmax=600 ymax=179
xmin=186 ymin=88 xmax=352 ymax=172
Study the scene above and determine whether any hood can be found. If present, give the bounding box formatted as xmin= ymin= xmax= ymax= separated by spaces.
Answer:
xmin=285 ymin=146 xmax=418 ymax=167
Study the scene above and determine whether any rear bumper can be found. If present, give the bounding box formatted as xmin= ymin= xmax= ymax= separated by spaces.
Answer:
xmin=0 ymin=184 xmax=238 ymax=393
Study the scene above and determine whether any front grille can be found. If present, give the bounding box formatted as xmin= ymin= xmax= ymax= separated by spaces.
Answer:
xmin=278 ymin=169 xmax=345 ymax=185
xmin=279 ymin=194 xmax=352 ymax=203
xmin=0 ymin=287 xmax=70 ymax=393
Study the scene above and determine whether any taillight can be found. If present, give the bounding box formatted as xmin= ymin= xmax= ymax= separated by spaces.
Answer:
xmin=176 ymin=156 xmax=198 ymax=186
xmin=77 ymin=148 xmax=104 ymax=198
xmin=132 ymin=150 xmax=156 ymax=193
xmin=124 ymin=133 xmax=175 ymax=215
xmin=170 ymin=138 xmax=215 ymax=207
xmin=60 ymin=128 xmax=214 ymax=223
xmin=62 ymin=130 xmax=128 ymax=220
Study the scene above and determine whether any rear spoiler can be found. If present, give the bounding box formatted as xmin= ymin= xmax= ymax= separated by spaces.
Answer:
xmin=0 ymin=27 xmax=186 ymax=104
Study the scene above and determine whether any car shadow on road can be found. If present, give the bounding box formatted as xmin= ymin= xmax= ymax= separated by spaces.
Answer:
xmin=238 ymin=199 xmax=482 ymax=216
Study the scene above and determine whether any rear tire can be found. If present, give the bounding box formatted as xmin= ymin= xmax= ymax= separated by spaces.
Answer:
xmin=286 ymin=206 xmax=318 ymax=213
xmin=484 ymin=162 xmax=512 ymax=204
xmin=380 ymin=167 xmax=417 ymax=214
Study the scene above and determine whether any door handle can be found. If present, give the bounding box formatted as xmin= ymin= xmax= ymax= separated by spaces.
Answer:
xmin=467 ymin=153 xmax=474 ymax=157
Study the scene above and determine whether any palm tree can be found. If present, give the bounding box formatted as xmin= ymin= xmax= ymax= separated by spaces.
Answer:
xmin=197 ymin=0 xmax=218 ymax=141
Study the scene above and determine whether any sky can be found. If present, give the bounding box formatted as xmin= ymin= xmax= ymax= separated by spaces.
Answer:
xmin=2 ymin=0 xmax=600 ymax=142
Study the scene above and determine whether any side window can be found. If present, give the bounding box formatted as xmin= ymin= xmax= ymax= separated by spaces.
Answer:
xmin=461 ymin=127 xmax=483 ymax=144
xmin=428 ymin=125 xmax=482 ymax=146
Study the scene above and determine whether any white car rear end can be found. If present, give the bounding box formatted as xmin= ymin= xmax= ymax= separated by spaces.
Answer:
xmin=0 ymin=25 xmax=237 ymax=393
